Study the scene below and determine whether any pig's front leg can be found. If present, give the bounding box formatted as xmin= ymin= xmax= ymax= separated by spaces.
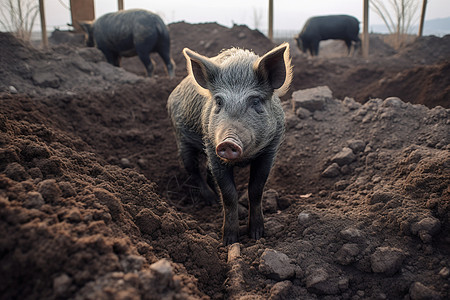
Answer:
xmin=248 ymin=151 xmax=275 ymax=240
xmin=209 ymin=154 xmax=239 ymax=245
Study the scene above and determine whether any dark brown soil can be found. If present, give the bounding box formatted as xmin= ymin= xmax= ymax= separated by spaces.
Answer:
xmin=0 ymin=22 xmax=449 ymax=299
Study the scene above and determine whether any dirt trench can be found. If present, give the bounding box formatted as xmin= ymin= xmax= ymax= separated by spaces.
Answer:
xmin=0 ymin=24 xmax=449 ymax=299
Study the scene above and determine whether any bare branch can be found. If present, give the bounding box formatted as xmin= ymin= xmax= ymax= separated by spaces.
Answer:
xmin=370 ymin=0 xmax=420 ymax=49
xmin=0 ymin=0 xmax=39 ymax=41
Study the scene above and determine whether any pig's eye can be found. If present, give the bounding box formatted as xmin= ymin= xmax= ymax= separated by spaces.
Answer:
xmin=250 ymin=97 xmax=264 ymax=113
xmin=252 ymin=98 xmax=261 ymax=106
xmin=215 ymin=96 xmax=223 ymax=107
xmin=214 ymin=96 xmax=223 ymax=113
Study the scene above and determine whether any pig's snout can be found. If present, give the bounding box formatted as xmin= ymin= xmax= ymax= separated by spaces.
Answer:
xmin=216 ymin=138 xmax=243 ymax=161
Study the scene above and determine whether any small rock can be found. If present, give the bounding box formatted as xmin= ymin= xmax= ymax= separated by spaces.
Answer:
xmin=409 ymin=281 xmax=441 ymax=300
xmin=340 ymin=227 xmax=363 ymax=241
xmin=335 ymin=243 xmax=360 ymax=265
xmin=347 ymin=139 xmax=366 ymax=153
xmin=295 ymin=107 xmax=311 ymax=119
xmin=371 ymin=246 xmax=405 ymax=276
xmin=411 ymin=217 xmax=441 ymax=243
xmin=418 ymin=232 xmax=433 ymax=244
xmin=331 ymin=147 xmax=356 ymax=166
xmin=343 ymin=97 xmax=361 ymax=110
xmin=438 ymin=267 xmax=449 ymax=278
xmin=137 ymin=158 xmax=148 ymax=169
xmin=259 ymin=249 xmax=295 ymax=281
xmin=357 ymin=290 xmax=365 ymax=297
xmin=9 ymin=86 xmax=18 ymax=94
xmin=371 ymin=175 xmax=382 ymax=183
xmin=150 ymin=259 xmax=173 ymax=287
xmin=291 ymin=86 xmax=332 ymax=112
xmin=298 ymin=211 xmax=312 ymax=224
xmin=322 ymin=163 xmax=340 ymax=178
xmin=382 ymin=97 xmax=405 ymax=108
xmin=53 ymin=273 xmax=72 ymax=296
xmin=119 ymin=158 xmax=133 ymax=168
xmin=269 ymin=281 xmax=293 ymax=300
xmin=121 ymin=254 xmax=145 ymax=272
xmin=306 ymin=267 xmax=339 ymax=295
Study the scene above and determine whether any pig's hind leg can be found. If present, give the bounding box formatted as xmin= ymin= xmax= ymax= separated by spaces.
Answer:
xmin=135 ymin=40 xmax=157 ymax=77
xmin=156 ymin=41 xmax=175 ymax=78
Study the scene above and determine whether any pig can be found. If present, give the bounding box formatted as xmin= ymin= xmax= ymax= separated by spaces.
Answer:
xmin=79 ymin=9 xmax=175 ymax=78
xmin=167 ymin=43 xmax=292 ymax=245
xmin=295 ymin=15 xmax=360 ymax=56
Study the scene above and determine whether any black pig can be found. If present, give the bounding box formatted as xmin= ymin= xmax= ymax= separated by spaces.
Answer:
xmin=167 ymin=43 xmax=292 ymax=244
xmin=80 ymin=9 xmax=175 ymax=78
xmin=295 ymin=15 xmax=360 ymax=56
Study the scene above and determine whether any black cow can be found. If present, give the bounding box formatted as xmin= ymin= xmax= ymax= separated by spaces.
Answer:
xmin=295 ymin=15 xmax=360 ymax=56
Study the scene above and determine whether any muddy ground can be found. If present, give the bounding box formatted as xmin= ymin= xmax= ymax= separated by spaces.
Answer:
xmin=0 ymin=22 xmax=449 ymax=299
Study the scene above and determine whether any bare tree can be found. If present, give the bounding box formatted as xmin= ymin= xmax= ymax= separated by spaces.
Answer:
xmin=0 ymin=0 xmax=39 ymax=41
xmin=370 ymin=0 xmax=419 ymax=48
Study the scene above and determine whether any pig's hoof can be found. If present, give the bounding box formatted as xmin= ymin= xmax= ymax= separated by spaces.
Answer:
xmin=223 ymin=232 xmax=239 ymax=245
xmin=249 ymin=225 xmax=265 ymax=240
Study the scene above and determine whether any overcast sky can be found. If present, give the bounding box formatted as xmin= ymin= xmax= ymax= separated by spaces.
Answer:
xmin=45 ymin=0 xmax=449 ymax=33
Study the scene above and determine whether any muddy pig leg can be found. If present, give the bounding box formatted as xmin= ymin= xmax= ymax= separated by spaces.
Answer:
xmin=248 ymin=151 xmax=275 ymax=239
xmin=207 ymin=149 xmax=239 ymax=245
xmin=136 ymin=40 xmax=156 ymax=77
xmin=156 ymin=42 xmax=175 ymax=78
xmin=345 ymin=39 xmax=352 ymax=55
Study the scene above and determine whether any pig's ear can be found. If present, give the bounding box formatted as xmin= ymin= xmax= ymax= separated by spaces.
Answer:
xmin=255 ymin=42 xmax=293 ymax=97
xmin=183 ymin=48 xmax=218 ymax=91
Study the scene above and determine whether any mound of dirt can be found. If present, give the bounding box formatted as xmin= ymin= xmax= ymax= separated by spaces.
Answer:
xmin=0 ymin=22 xmax=449 ymax=299
xmin=356 ymin=61 xmax=450 ymax=108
